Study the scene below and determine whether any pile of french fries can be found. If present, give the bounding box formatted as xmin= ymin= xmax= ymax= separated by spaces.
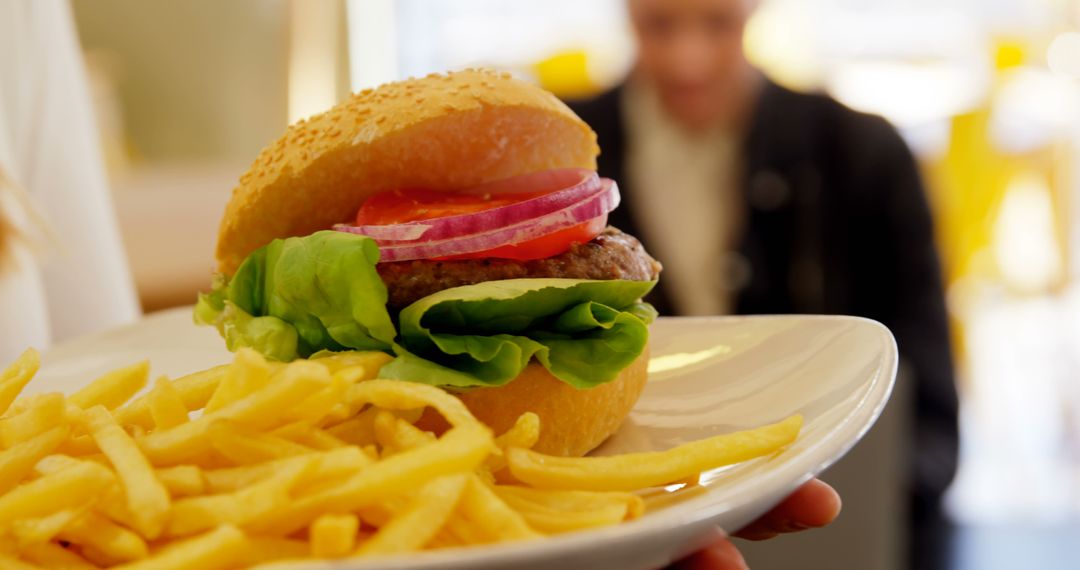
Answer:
xmin=0 ymin=347 xmax=801 ymax=569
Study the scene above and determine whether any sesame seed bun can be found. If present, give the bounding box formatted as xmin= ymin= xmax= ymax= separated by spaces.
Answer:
xmin=215 ymin=69 xmax=599 ymax=275
xmin=212 ymin=69 xmax=646 ymax=457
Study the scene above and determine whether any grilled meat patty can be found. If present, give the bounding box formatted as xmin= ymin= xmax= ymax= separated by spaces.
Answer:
xmin=377 ymin=226 xmax=661 ymax=311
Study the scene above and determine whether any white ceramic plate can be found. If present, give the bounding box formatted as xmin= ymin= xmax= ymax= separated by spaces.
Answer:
xmin=33 ymin=308 xmax=896 ymax=570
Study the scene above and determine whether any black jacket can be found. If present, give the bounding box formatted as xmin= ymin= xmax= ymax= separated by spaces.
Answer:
xmin=569 ymin=81 xmax=958 ymax=519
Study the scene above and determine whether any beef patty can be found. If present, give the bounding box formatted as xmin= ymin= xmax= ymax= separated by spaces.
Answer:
xmin=377 ymin=226 xmax=661 ymax=311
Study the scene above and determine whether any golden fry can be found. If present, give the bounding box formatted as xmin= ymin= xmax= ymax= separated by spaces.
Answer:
xmin=113 ymin=365 xmax=227 ymax=429
xmin=0 ymin=345 xmax=808 ymax=569
xmin=354 ymin=474 xmax=467 ymax=556
xmin=508 ymin=415 xmax=803 ymax=491
xmin=451 ymin=476 xmax=540 ymax=542
xmin=56 ymin=434 xmax=98 ymax=456
xmin=323 ymin=406 xmax=423 ymax=447
xmin=0 ymin=348 xmax=39 ymax=416
xmin=9 ymin=508 xmax=82 ymax=547
xmin=68 ymin=361 xmax=149 ymax=410
xmin=310 ymin=513 xmax=360 ymax=558
xmin=0 ymin=426 xmax=69 ymax=495
xmin=347 ymin=380 xmax=476 ymax=427
xmin=154 ymin=465 xmax=205 ymax=497
xmin=83 ymin=406 xmax=171 ymax=539
xmin=493 ymin=485 xmax=643 ymax=533
xmin=205 ymin=349 xmax=272 ymax=412
xmin=19 ymin=541 xmax=98 ymax=569
xmin=209 ymin=420 xmax=312 ymax=465
xmin=323 ymin=407 xmax=380 ymax=447
xmin=374 ymin=411 xmax=435 ymax=455
xmin=251 ymin=425 xmax=492 ymax=536
xmin=310 ymin=350 xmax=392 ymax=374
xmin=148 ymin=376 xmax=189 ymax=430
xmin=284 ymin=369 xmax=354 ymax=423
xmin=112 ymin=525 xmax=247 ymax=570
xmin=165 ymin=459 xmax=311 ymax=537
xmin=59 ymin=511 xmax=149 ymax=564
xmin=0 ymin=459 xmax=114 ymax=526
xmin=0 ymin=393 xmax=66 ymax=447
xmin=486 ymin=412 xmax=541 ymax=473
xmin=0 ymin=553 xmax=44 ymax=570
xmin=235 ymin=537 xmax=309 ymax=567
xmin=136 ymin=362 xmax=327 ymax=466
xmin=271 ymin=421 xmax=347 ymax=450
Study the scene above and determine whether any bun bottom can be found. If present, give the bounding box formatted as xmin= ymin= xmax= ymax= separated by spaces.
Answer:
xmin=417 ymin=344 xmax=649 ymax=457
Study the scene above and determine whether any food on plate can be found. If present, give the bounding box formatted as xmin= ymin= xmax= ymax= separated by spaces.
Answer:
xmin=195 ymin=69 xmax=663 ymax=456
xmin=0 ymin=348 xmax=800 ymax=569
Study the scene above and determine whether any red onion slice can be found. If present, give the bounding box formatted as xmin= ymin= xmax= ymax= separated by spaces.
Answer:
xmin=338 ymin=169 xmax=601 ymax=242
xmin=348 ymin=178 xmax=620 ymax=262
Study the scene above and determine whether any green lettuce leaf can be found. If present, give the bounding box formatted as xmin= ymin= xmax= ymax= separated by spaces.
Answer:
xmin=194 ymin=231 xmax=396 ymax=360
xmin=195 ymin=231 xmax=656 ymax=389
xmin=380 ymin=279 xmax=656 ymax=389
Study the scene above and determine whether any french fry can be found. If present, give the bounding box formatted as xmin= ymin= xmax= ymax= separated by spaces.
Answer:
xmin=492 ymin=485 xmax=643 ymax=533
xmin=32 ymin=453 xmax=95 ymax=475
xmin=0 ymin=344 xmax=807 ymax=568
xmin=347 ymin=380 xmax=476 ymax=427
xmin=0 ymin=552 xmax=44 ymax=570
xmin=165 ymin=459 xmax=311 ymax=537
xmin=310 ymin=513 xmax=359 ymax=558
xmin=113 ymin=365 xmax=227 ymax=429
xmin=56 ymin=434 xmax=98 ymax=456
xmin=19 ymin=541 xmax=98 ymax=569
xmin=154 ymin=465 xmax=205 ymax=497
xmin=450 ymin=476 xmax=540 ymax=542
xmin=83 ymin=406 xmax=171 ymax=539
xmin=204 ymin=349 xmax=272 ymax=412
xmin=0 ymin=348 xmax=39 ymax=416
xmin=270 ymin=421 xmax=347 ymax=450
xmin=310 ymin=350 xmax=392 ymax=375
xmin=209 ymin=420 xmax=312 ymax=465
xmin=204 ymin=446 xmax=370 ymax=494
xmin=235 ymin=537 xmax=309 ymax=567
xmin=374 ymin=411 xmax=435 ymax=455
xmin=0 ymin=459 xmax=114 ymax=526
xmin=0 ymin=426 xmax=69 ymax=495
xmin=508 ymin=415 xmax=803 ymax=491
xmin=252 ymin=425 xmax=492 ymax=536
xmin=283 ymin=368 xmax=357 ymax=423
xmin=148 ymin=376 xmax=188 ymax=430
xmin=95 ymin=483 xmax=141 ymax=530
xmin=59 ymin=511 xmax=149 ymax=564
xmin=324 ymin=406 xmax=423 ymax=447
xmin=0 ymin=393 xmax=66 ymax=447
xmin=68 ymin=361 xmax=148 ymax=411
xmin=9 ymin=508 xmax=83 ymax=547
xmin=33 ymin=454 xmax=136 ymax=530
xmin=136 ymin=362 xmax=328 ymax=466
xmin=353 ymin=474 xmax=467 ymax=556
xmin=323 ymin=407 xmax=380 ymax=447
xmin=486 ymin=412 xmax=541 ymax=473
xmin=495 ymin=412 xmax=541 ymax=451
xmin=112 ymin=525 xmax=247 ymax=570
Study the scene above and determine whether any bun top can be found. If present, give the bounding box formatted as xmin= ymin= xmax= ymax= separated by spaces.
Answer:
xmin=215 ymin=69 xmax=599 ymax=274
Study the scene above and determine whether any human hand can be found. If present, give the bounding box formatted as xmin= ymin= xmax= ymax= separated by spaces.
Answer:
xmin=667 ymin=478 xmax=841 ymax=570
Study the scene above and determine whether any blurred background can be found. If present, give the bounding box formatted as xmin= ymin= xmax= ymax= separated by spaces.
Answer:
xmin=71 ymin=0 xmax=1078 ymax=568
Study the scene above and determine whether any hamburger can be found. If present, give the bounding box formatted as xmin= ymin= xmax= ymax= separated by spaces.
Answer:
xmin=196 ymin=69 xmax=661 ymax=457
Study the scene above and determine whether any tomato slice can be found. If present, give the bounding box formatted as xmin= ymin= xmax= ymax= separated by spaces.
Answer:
xmin=356 ymin=188 xmax=605 ymax=261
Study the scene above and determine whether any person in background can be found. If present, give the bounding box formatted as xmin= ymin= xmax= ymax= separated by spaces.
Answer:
xmin=0 ymin=0 xmax=139 ymax=362
xmin=569 ymin=0 xmax=959 ymax=567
